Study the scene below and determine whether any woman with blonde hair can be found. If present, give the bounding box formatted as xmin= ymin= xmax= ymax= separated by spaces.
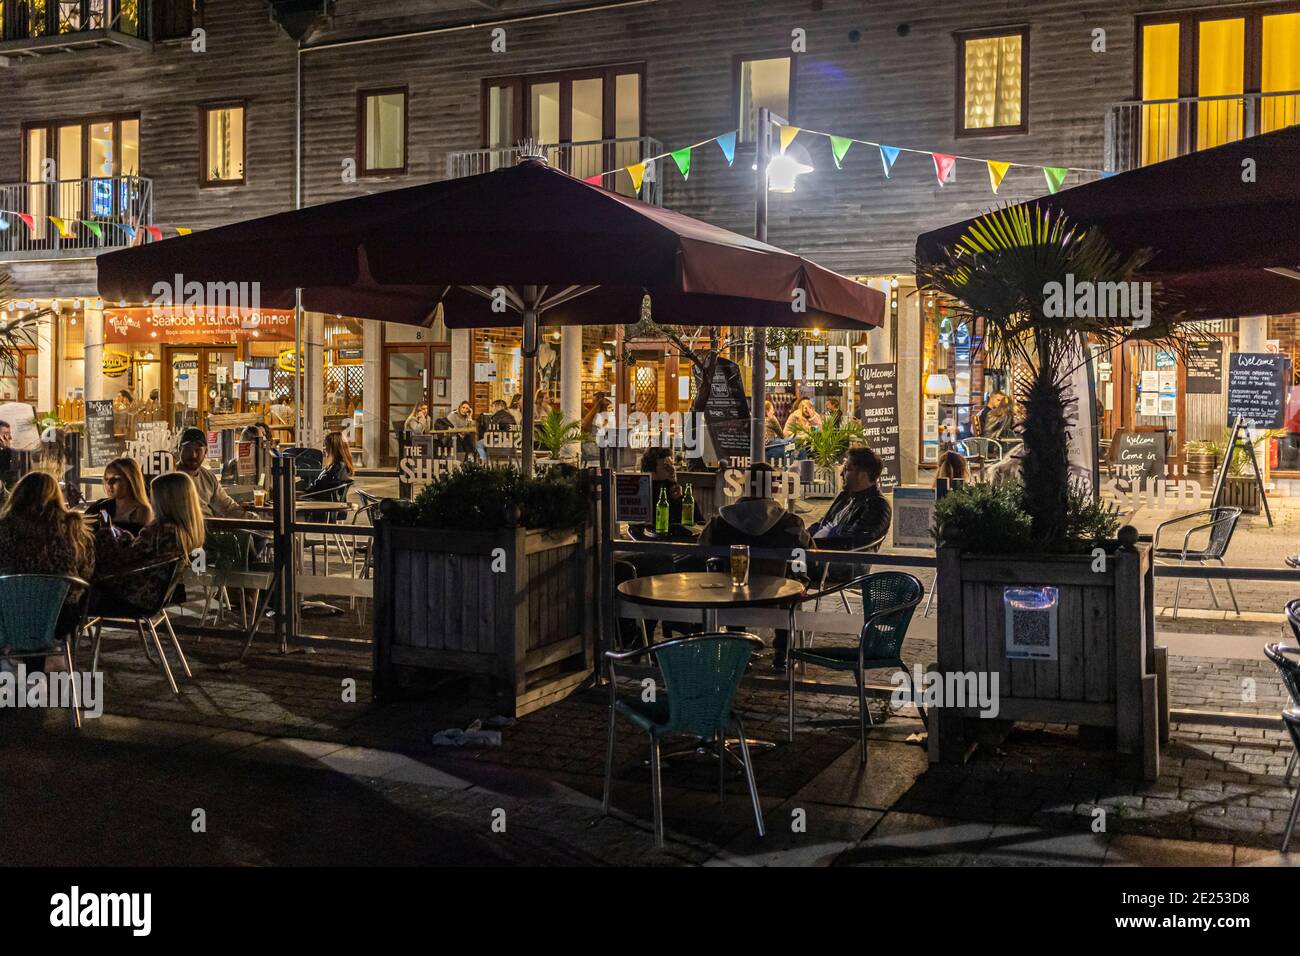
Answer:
xmin=936 ymin=450 xmax=972 ymax=484
xmin=96 ymin=472 xmax=205 ymax=611
xmin=87 ymin=457 xmax=153 ymax=533
xmin=782 ymin=397 xmax=823 ymax=438
xmin=303 ymin=430 xmax=355 ymax=495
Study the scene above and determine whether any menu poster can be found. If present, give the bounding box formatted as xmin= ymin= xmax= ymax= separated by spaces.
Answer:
xmin=1139 ymin=370 xmax=1161 ymax=417
xmin=1112 ymin=430 xmax=1167 ymax=483
xmin=236 ymin=441 xmax=255 ymax=479
xmin=84 ymin=399 xmax=119 ymax=468
xmin=1187 ymin=340 xmax=1224 ymax=394
xmin=615 ymin=473 xmax=652 ymax=523
xmin=1227 ymin=352 xmax=1287 ymax=430
xmin=855 ymin=362 xmax=900 ymax=489
xmin=692 ymin=357 xmax=751 ymax=462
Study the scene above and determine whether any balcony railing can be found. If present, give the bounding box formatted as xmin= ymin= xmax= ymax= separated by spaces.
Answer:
xmin=1105 ymin=90 xmax=1300 ymax=172
xmin=446 ymin=136 xmax=665 ymax=205
xmin=0 ymin=0 xmax=158 ymax=52
xmin=0 ymin=175 xmax=153 ymax=260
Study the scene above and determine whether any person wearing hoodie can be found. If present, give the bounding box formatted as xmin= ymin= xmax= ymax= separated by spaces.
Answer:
xmin=698 ymin=462 xmax=811 ymax=670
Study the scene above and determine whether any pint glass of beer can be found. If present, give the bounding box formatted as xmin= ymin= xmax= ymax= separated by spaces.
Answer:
xmin=729 ymin=544 xmax=750 ymax=589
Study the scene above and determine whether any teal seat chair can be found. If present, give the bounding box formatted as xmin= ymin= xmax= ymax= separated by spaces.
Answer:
xmin=789 ymin=571 xmax=924 ymax=764
xmin=0 ymin=574 xmax=89 ymax=729
xmin=603 ymin=632 xmax=765 ymax=849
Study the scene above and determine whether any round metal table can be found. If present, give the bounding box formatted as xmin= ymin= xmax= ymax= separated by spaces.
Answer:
xmin=617 ymin=571 xmax=805 ymax=632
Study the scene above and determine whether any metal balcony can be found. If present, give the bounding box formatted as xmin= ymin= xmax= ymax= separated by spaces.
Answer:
xmin=1105 ymin=89 xmax=1300 ymax=172
xmin=0 ymin=175 xmax=153 ymax=261
xmin=0 ymin=0 xmax=155 ymax=55
xmin=446 ymin=136 xmax=665 ymax=205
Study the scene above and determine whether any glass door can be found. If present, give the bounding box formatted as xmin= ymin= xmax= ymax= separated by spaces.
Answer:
xmin=204 ymin=348 xmax=238 ymax=416
xmin=168 ymin=350 xmax=201 ymax=430
xmin=385 ymin=346 xmax=428 ymax=462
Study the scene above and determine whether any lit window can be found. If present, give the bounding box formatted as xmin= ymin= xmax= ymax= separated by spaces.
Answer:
xmin=360 ymin=89 xmax=407 ymax=175
xmin=738 ymin=56 xmax=792 ymax=142
xmin=959 ymin=30 xmax=1027 ymax=134
xmin=202 ymin=104 xmax=246 ymax=185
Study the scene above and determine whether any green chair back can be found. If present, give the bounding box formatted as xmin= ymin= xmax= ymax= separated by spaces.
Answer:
xmin=0 ymin=574 xmax=74 ymax=656
xmin=655 ymin=633 xmax=759 ymax=738
xmin=860 ymin=572 xmax=923 ymax=662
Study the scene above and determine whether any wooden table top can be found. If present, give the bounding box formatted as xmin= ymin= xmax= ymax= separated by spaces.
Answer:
xmin=618 ymin=572 xmax=805 ymax=609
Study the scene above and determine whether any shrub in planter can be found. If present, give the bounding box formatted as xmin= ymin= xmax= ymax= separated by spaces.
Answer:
xmin=934 ymin=478 xmax=1120 ymax=555
xmin=384 ymin=459 xmax=592 ymax=532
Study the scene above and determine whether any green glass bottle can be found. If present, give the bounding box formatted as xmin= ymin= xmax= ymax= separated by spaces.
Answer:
xmin=654 ymin=486 xmax=670 ymax=534
xmin=681 ymin=483 xmax=695 ymax=527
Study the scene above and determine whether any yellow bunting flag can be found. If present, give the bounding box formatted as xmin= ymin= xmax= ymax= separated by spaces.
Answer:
xmin=987 ymin=161 xmax=1011 ymax=194
xmin=779 ymin=126 xmax=801 ymax=154
xmin=48 ymin=216 xmax=74 ymax=238
xmin=626 ymin=162 xmax=646 ymax=192
xmin=176 ymin=227 xmax=192 ymax=236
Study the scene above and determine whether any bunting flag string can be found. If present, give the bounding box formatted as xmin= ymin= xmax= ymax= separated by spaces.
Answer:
xmin=0 ymin=210 xmax=191 ymax=240
xmin=584 ymin=123 xmax=1107 ymax=200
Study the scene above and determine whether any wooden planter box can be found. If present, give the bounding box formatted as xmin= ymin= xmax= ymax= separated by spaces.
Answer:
xmin=373 ymin=521 xmax=596 ymax=717
xmin=932 ymin=543 xmax=1164 ymax=780
xmin=1219 ymin=474 xmax=1261 ymax=514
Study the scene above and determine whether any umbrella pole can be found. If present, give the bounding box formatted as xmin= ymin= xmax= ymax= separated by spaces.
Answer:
xmin=521 ymin=289 xmax=538 ymax=474
xmin=750 ymin=107 xmax=772 ymax=464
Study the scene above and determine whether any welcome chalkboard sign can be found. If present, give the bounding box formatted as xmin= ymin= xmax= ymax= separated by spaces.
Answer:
xmin=1227 ymin=352 xmax=1287 ymax=429
xmin=856 ymin=362 xmax=900 ymax=488
xmin=1112 ymin=430 xmax=1167 ymax=483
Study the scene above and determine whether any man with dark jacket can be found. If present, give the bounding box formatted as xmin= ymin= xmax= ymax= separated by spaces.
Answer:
xmin=809 ymin=447 xmax=891 ymax=549
xmin=699 ymin=462 xmax=811 ymax=670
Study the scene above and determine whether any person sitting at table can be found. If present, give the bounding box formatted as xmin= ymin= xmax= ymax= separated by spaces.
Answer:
xmin=697 ymin=462 xmax=811 ymax=671
xmin=301 ymin=431 xmax=354 ymax=497
xmin=174 ymin=427 xmax=255 ymax=520
xmin=639 ymin=447 xmax=695 ymax=536
xmin=0 ymin=471 xmax=96 ymax=666
xmin=405 ymin=402 xmax=432 ymax=435
xmin=825 ymin=397 xmax=844 ymax=424
xmin=809 ymin=447 xmax=891 ymax=550
xmin=95 ymin=472 xmax=204 ymax=613
xmin=935 ymin=450 xmax=971 ymax=484
xmin=86 ymin=457 xmax=153 ymax=534
xmin=783 ymin=397 xmax=822 ymax=438
xmin=447 ymin=400 xmax=480 ymax=459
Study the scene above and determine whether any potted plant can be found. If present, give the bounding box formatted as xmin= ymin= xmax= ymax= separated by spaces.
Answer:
xmin=372 ymin=460 xmax=598 ymax=716
xmin=790 ymin=416 xmax=866 ymax=497
xmin=1214 ymin=427 xmax=1266 ymax=514
xmin=1183 ymin=439 xmax=1219 ymax=477
xmin=533 ymin=408 xmax=590 ymax=465
xmin=918 ymin=205 xmax=1195 ymax=780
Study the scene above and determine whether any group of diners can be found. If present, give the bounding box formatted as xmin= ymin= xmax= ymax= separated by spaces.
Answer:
xmin=619 ymin=444 xmax=892 ymax=670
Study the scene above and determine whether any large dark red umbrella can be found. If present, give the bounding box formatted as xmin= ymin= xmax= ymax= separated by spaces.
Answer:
xmin=99 ymin=157 xmax=882 ymax=469
xmin=915 ymin=124 xmax=1300 ymax=319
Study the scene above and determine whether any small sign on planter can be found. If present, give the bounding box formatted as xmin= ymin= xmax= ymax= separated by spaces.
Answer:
xmin=1004 ymin=586 xmax=1059 ymax=661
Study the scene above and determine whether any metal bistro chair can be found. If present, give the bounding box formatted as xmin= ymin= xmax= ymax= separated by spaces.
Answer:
xmin=1284 ymin=708 xmax=1300 ymax=853
xmin=1152 ymin=506 xmax=1242 ymax=618
xmin=87 ymin=556 xmax=191 ymax=698
xmin=812 ymin=534 xmax=885 ymax=613
xmin=789 ymin=571 xmax=925 ymax=765
xmin=300 ymin=480 xmax=356 ymax=574
xmin=1267 ymin=623 xmax=1300 ymax=787
xmin=0 ymin=574 xmax=89 ymax=729
xmin=959 ymin=436 xmax=1003 ymax=480
xmin=351 ymin=488 xmax=384 ymax=580
xmin=603 ymin=633 xmax=765 ymax=849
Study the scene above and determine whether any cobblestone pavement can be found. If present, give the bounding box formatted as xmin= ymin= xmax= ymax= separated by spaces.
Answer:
xmin=3 ymin=630 xmax=1296 ymax=866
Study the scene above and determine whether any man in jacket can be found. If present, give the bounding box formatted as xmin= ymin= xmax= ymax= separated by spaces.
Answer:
xmin=699 ymin=462 xmax=811 ymax=670
xmin=808 ymin=447 xmax=891 ymax=549
xmin=176 ymin=427 xmax=255 ymax=519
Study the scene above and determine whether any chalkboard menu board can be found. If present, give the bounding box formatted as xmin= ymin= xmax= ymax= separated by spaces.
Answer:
xmin=693 ymin=358 xmax=751 ymax=461
xmin=856 ymin=362 xmax=900 ymax=489
xmin=84 ymin=400 xmax=118 ymax=468
xmin=1227 ymin=352 xmax=1287 ymax=429
xmin=1112 ymin=430 xmax=1167 ymax=482
xmin=1187 ymin=340 xmax=1224 ymax=394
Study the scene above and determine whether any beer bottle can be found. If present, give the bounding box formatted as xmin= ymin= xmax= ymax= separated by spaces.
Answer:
xmin=654 ymin=486 xmax=670 ymax=534
xmin=681 ymin=483 xmax=695 ymax=526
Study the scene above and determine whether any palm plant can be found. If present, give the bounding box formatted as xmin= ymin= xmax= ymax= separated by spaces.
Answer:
xmin=0 ymin=274 xmax=41 ymax=380
xmin=917 ymin=206 xmax=1193 ymax=544
xmin=533 ymin=408 xmax=590 ymax=460
xmin=791 ymin=415 xmax=867 ymax=471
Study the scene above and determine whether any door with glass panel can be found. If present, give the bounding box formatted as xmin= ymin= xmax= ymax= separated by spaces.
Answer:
xmin=384 ymin=345 xmax=451 ymax=462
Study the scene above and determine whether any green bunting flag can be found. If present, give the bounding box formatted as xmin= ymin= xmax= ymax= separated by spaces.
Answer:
xmin=1043 ymin=166 xmax=1068 ymax=194
xmin=671 ymin=147 xmax=692 ymax=180
xmin=829 ymin=136 xmax=853 ymax=170
xmin=80 ymin=220 xmax=104 ymax=239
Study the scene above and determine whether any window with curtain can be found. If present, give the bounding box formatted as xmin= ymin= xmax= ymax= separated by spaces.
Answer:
xmin=360 ymin=89 xmax=407 ymax=176
xmin=1197 ymin=18 xmax=1245 ymax=150
xmin=1141 ymin=22 xmax=1181 ymax=165
xmin=959 ymin=30 xmax=1026 ymax=133
xmin=1262 ymin=12 xmax=1300 ymax=133
xmin=202 ymin=104 xmax=245 ymax=185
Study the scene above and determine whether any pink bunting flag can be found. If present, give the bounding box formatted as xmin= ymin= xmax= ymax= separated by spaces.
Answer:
xmin=932 ymin=153 xmax=956 ymax=187
xmin=583 ymin=174 xmax=603 ymax=186
xmin=143 ymin=225 xmax=163 ymax=242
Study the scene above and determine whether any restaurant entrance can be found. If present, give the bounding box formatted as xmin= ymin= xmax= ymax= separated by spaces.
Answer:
xmin=382 ymin=342 xmax=451 ymax=462
xmin=164 ymin=345 xmax=238 ymax=428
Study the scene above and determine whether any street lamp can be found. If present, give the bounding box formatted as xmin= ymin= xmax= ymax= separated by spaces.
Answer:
xmin=767 ymin=143 xmax=815 ymax=193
